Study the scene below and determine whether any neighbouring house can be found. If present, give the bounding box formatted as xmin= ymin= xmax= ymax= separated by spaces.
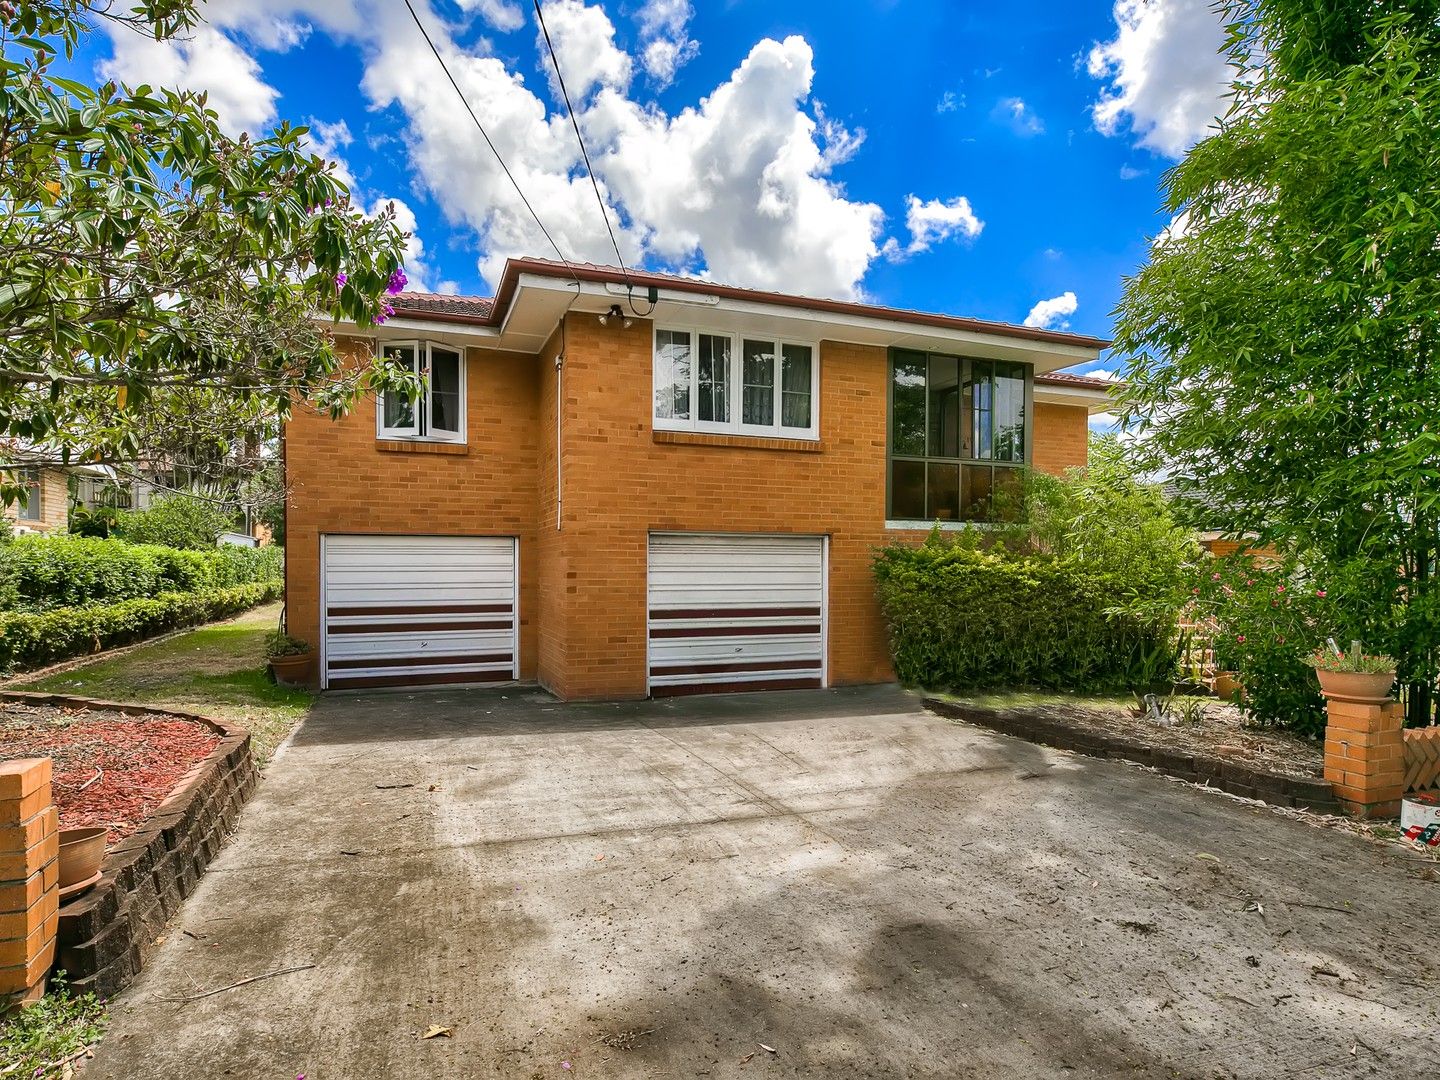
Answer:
xmin=284 ymin=258 xmax=1113 ymax=698
xmin=1 ymin=458 xmax=111 ymax=534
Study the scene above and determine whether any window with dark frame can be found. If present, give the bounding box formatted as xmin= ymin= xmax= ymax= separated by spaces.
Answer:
xmin=888 ymin=349 xmax=1029 ymax=523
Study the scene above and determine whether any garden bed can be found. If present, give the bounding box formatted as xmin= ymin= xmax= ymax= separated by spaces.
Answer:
xmin=925 ymin=693 xmax=1339 ymax=812
xmin=0 ymin=692 xmax=257 ymax=999
xmin=0 ymin=701 xmax=221 ymax=846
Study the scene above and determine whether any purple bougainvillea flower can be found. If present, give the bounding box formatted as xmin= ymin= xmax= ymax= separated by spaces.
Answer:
xmin=387 ymin=268 xmax=409 ymax=295
xmin=334 ymin=272 xmax=348 ymax=290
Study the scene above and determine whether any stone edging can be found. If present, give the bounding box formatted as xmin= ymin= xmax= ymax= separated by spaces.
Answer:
xmin=923 ymin=697 xmax=1340 ymax=814
xmin=0 ymin=691 xmax=258 ymax=998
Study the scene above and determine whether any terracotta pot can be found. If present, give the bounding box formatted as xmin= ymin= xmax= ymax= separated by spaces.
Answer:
xmin=1211 ymin=672 xmax=1243 ymax=700
xmin=269 ymin=652 xmax=312 ymax=688
xmin=1315 ymin=667 xmax=1396 ymax=703
xmin=58 ymin=827 xmax=107 ymax=890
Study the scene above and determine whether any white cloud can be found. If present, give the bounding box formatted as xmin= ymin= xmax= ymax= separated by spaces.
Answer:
xmin=457 ymin=0 xmax=526 ymax=32
xmin=636 ymin=0 xmax=698 ymax=87
xmin=900 ymin=195 xmax=984 ymax=255
xmin=1076 ymin=365 xmax=1120 ymax=381
xmin=936 ymin=90 xmax=963 ymax=114
xmin=536 ymin=0 xmax=632 ymax=102
xmin=1118 ymin=163 xmax=1146 ymax=180
xmin=1024 ymin=291 xmax=1078 ymax=329
xmin=993 ymin=96 xmax=1044 ymax=137
xmin=99 ymin=1 xmax=920 ymax=300
xmin=98 ymin=24 xmax=280 ymax=135
xmin=1087 ymin=0 xmax=1234 ymax=158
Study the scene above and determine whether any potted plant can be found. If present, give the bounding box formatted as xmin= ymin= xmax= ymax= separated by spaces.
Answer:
xmin=266 ymin=631 xmax=312 ymax=687
xmin=1304 ymin=642 xmax=1397 ymax=703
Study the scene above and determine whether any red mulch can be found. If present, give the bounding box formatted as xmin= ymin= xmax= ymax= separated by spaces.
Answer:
xmin=1 ymin=702 xmax=220 ymax=847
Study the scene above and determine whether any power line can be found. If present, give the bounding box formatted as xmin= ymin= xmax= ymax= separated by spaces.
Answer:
xmin=401 ymin=0 xmax=581 ymax=284
xmin=532 ymin=0 xmax=654 ymax=316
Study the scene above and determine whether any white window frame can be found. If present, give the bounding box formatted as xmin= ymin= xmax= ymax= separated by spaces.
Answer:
xmin=375 ymin=340 xmax=467 ymax=444
xmin=652 ymin=325 xmax=820 ymax=441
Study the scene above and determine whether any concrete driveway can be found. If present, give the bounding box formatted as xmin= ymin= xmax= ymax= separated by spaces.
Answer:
xmin=90 ymin=686 xmax=1439 ymax=1079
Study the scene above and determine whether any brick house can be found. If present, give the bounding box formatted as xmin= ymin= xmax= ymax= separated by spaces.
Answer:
xmin=284 ymin=258 xmax=1112 ymax=699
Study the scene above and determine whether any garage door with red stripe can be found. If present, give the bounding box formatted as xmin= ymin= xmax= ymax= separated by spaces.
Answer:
xmin=647 ymin=533 xmax=826 ymax=697
xmin=322 ymin=535 xmax=518 ymax=690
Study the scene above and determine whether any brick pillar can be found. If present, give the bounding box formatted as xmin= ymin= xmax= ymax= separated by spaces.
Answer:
xmin=0 ymin=759 xmax=59 ymax=1008
xmin=1323 ymin=699 xmax=1405 ymax=818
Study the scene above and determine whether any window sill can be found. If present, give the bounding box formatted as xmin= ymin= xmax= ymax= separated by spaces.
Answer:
xmin=376 ymin=439 xmax=468 ymax=456
xmin=885 ymin=520 xmax=1001 ymax=531
xmin=653 ymin=430 xmax=822 ymax=453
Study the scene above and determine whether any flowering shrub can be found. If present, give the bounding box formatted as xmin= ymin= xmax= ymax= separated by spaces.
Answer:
xmin=1189 ymin=558 xmax=1339 ymax=736
xmin=1304 ymin=648 xmax=1396 ymax=674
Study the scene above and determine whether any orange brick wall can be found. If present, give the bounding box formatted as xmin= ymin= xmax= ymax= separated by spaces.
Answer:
xmin=284 ymin=319 xmax=1093 ymax=699
xmin=1030 ymin=402 xmax=1090 ymax=475
xmin=283 ymin=337 xmax=542 ymax=678
xmin=0 ymin=758 xmax=58 ymax=1005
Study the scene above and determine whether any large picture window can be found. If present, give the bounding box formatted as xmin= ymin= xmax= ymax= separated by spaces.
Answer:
xmin=377 ymin=341 xmax=466 ymax=443
xmin=654 ymin=327 xmax=818 ymax=439
xmin=888 ymin=349 xmax=1029 ymax=522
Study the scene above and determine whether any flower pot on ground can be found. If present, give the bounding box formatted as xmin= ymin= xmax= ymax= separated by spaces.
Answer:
xmin=265 ymin=631 xmax=312 ymax=688
xmin=1305 ymin=646 xmax=1396 ymax=704
xmin=1211 ymin=671 xmax=1243 ymax=700
xmin=57 ymin=826 xmax=107 ymax=899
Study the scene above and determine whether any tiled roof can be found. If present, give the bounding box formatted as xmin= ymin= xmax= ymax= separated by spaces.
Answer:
xmin=506 ymin=258 xmax=1111 ymax=349
xmin=376 ymin=259 xmax=1114 ymax=353
xmin=1033 ymin=370 xmax=1120 ymax=390
xmin=390 ymin=292 xmax=494 ymax=319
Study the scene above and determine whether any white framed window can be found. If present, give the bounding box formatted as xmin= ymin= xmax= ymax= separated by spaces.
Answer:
xmin=376 ymin=341 xmax=466 ymax=443
xmin=653 ymin=326 xmax=819 ymax=440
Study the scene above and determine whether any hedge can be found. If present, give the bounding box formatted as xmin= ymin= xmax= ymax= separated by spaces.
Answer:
xmin=0 ymin=580 xmax=283 ymax=672
xmin=0 ymin=536 xmax=283 ymax=612
xmin=872 ymin=541 xmax=1176 ymax=692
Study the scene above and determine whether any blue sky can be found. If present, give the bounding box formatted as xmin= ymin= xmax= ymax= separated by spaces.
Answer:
xmin=70 ymin=0 xmax=1235 ymax=376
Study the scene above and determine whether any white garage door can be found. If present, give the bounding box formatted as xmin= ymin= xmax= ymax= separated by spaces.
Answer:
xmin=322 ymin=535 xmax=518 ymax=690
xmin=647 ymin=533 xmax=826 ymax=697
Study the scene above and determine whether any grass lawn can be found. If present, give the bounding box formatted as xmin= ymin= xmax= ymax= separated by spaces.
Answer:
xmin=15 ymin=602 xmax=311 ymax=767
xmin=928 ymin=689 xmax=1137 ymax=713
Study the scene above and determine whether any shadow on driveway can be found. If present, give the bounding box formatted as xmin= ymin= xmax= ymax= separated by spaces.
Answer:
xmin=88 ymin=685 xmax=1440 ymax=1079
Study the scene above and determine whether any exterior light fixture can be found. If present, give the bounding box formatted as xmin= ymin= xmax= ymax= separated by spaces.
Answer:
xmin=598 ymin=303 xmax=632 ymax=329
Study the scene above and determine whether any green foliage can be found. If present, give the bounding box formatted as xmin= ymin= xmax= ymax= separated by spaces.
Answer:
xmin=0 ymin=1 xmax=415 ymax=468
xmin=0 ymin=581 xmax=283 ymax=672
xmin=68 ymin=504 xmax=119 ymax=539
xmin=0 ymin=972 xmax=106 ymax=1076
xmin=0 ymin=535 xmax=282 ymax=612
xmin=1305 ymin=647 xmax=1397 ymax=674
xmin=1112 ymin=0 xmax=1440 ymax=725
xmin=873 ymin=448 xmax=1197 ymax=692
xmin=112 ymin=494 xmax=237 ymax=551
xmin=264 ymin=631 xmax=309 ymax=658
xmin=1189 ymin=558 xmax=1337 ymax=737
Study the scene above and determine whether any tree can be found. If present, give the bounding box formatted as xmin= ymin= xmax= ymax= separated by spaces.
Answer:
xmin=1112 ymin=0 xmax=1440 ymax=725
xmin=0 ymin=1 xmax=415 ymax=497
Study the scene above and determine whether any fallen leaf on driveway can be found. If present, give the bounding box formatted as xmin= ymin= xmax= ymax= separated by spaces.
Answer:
xmin=759 ymin=1043 xmax=777 ymax=1054
xmin=422 ymin=1025 xmax=452 ymax=1039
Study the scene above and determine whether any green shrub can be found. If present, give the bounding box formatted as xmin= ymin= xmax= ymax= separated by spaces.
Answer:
xmin=0 ymin=581 xmax=282 ymax=672
xmin=1189 ymin=557 xmax=1339 ymax=737
xmin=874 ymin=537 xmax=1177 ymax=692
xmin=0 ymin=536 xmax=283 ymax=612
xmin=113 ymin=494 xmax=237 ymax=550
xmin=873 ymin=438 xmax=1199 ymax=694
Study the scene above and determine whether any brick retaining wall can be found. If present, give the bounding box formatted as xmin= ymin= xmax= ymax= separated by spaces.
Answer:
xmin=0 ymin=692 xmax=257 ymax=998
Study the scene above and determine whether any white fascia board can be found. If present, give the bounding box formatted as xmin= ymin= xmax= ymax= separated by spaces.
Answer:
xmin=1034 ymin=384 xmax=1116 ymax=414
xmin=508 ymin=275 xmax=1105 ymax=371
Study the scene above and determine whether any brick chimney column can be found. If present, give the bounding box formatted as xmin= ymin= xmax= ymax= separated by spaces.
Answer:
xmin=1323 ymin=699 xmax=1406 ymax=819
